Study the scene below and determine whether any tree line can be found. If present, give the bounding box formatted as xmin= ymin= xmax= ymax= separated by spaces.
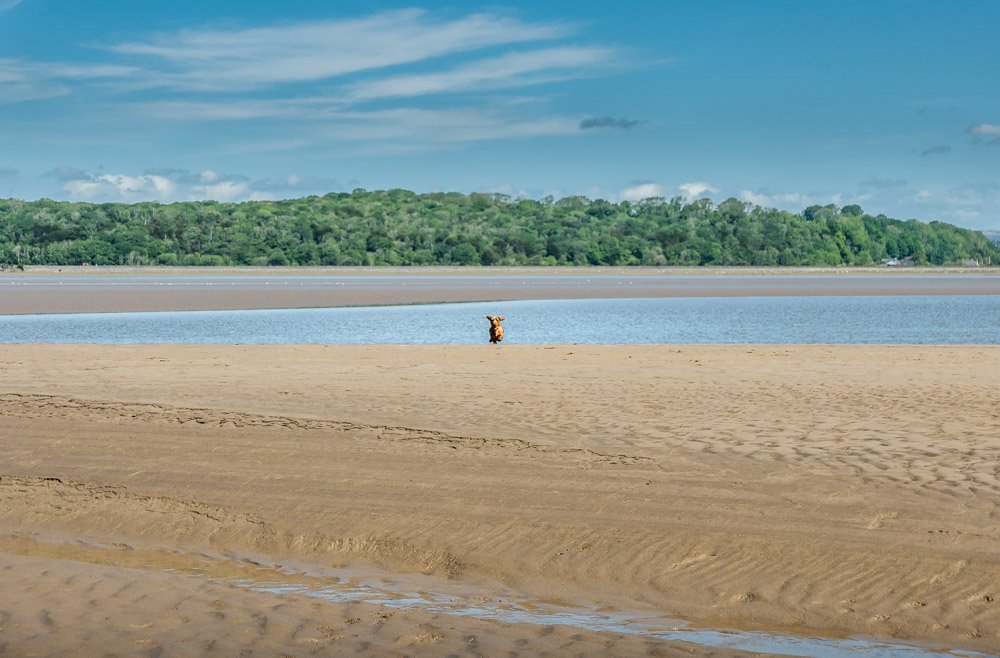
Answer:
xmin=0 ymin=190 xmax=996 ymax=267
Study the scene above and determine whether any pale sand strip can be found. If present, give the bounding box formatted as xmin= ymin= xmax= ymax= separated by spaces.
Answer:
xmin=2 ymin=266 xmax=998 ymax=314
xmin=0 ymin=344 xmax=998 ymax=653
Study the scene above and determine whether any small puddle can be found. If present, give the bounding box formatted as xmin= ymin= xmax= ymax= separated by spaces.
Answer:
xmin=234 ymin=573 xmax=989 ymax=658
xmin=1 ymin=535 xmax=989 ymax=658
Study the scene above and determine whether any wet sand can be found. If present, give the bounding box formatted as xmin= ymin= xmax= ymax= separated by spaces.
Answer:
xmin=1 ymin=343 xmax=998 ymax=655
xmin=2 ymin=266 xmax=998 ymax=314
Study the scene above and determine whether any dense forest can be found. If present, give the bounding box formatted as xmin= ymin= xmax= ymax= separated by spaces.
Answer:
xmin=0 ymin=190 xmax=997 ymax=267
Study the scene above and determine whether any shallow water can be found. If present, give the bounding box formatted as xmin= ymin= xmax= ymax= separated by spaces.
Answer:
xmin=239 ymin=576 xmax=988 ymax=658
xmin=0 ymin=295 xmax=997 ymax=344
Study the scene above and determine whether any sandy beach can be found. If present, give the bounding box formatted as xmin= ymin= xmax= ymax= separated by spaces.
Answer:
xmin=1 ymin=342 xmax=998 ymax=655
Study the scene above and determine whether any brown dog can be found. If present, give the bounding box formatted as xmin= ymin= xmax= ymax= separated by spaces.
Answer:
xmin=486 ymin=315 xmax=505 ymax=344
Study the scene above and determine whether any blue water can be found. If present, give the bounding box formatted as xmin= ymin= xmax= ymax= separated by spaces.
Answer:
xmin=0 ymin=295 xmax=997 ymax=344
xmin=246 ymin=579 xmax=989 ymax=658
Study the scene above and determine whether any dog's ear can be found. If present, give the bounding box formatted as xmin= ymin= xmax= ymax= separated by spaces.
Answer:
xmin=497 ymin=316 xmax=505 ymax=322
xmin=486 ymin=315 xmax=494 ymax=321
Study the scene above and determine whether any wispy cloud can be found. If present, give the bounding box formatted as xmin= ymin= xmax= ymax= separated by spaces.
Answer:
xmin=105 ymin=10 xmax=571 ymax=92
xmin=345 ymin=46 xmax=612 ymax=102
xmin=137 ymin=98 xmax=329 ymax=121
xmin=77 ymin=10 xmax=620 ymax=153
xmin=320 ymin=107 xmax=581 ymax=146
xmin=0 ymin=0 xmax=22 ymax=11
xmin=579 ymin=116 xmax=641 ymax=130
xmin=0 ymin=166 xmax=18 ymax=177
xmin=0 ymin=58 xmax=136 ymax=105
xmin=135 ymin=103 xmax=586 ymax=150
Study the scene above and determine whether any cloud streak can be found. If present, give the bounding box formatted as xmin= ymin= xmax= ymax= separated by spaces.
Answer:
xmin=345 ymin=46 xmax=613 ymax=102
xmin=105 ymin=10 xmax=571 ymax=92
xmin=135 ymin=101 xmax=584 ymax=150
xmin=0 ymin=58 xmax=136 ymax=105
xmin=320 ymin=107 xmax=581 ymax=145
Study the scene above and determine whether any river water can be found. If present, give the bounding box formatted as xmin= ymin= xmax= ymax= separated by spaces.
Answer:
xmin=1 ymin=295 xmax=996 ymax=344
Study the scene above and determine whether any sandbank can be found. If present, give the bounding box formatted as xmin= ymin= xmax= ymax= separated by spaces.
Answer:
xmin=1 ymin=266 xmax=998 ymax=314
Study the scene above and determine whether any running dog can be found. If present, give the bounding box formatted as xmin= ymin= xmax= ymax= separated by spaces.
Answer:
xmin=486 ymin=315 xmax=505 ymax=344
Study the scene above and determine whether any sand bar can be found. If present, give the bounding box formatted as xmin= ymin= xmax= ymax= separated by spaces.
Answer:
xmin=1 ymin=343 xmax=998 ymax=654
xmin=2 ymin=266 xmax=998 ymax=314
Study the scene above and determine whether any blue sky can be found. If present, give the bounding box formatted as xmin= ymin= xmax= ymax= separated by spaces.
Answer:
xmin=1 ymin=0 xmax=998 ymax=229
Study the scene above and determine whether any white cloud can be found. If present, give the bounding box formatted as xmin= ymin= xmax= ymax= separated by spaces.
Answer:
xmin=55 ymin=167 xmax=348 ymax=202
xmin=970 ymin=123 xmax=1000 ymax=137
xmin=620 ymin=183 xmax=665 ymax=202
xmin=63 ymin=174 xmax=176 ymax=201
xmin=678 ymin=181 xmax=719 ymax=200
xmin=106 ymin=10 xmax=571 ymax=92
xmin=0 ymin=0 xmax=22 ymax=10
xmin=916 ymin=190 xmax=932 ymax=201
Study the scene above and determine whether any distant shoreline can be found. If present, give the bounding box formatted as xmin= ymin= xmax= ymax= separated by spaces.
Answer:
xmin=6 ymin=264 xmax=1000 ymax=276
xmin=2 ymin=266 xmax=998 ymax=315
